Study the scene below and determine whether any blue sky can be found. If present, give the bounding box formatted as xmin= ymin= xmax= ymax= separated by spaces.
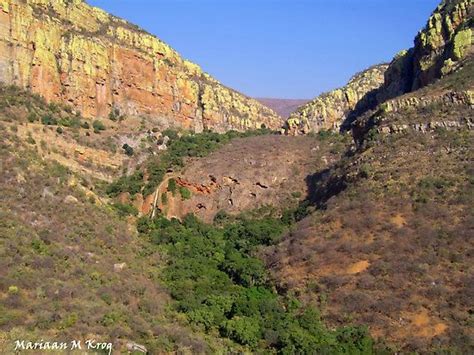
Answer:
xmin=87 ymin=0 xmax=439 ymax=99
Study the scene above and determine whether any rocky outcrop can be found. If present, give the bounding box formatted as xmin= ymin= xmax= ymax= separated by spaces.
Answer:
xmin=152 ymin=135 xmax=346 ymax=222
xmin=287 ymin=0 xmax=472 ymax=136
xmin=285 ymin=64 xmax=388 ymax=134
xmin=377 ymin=0 xmax=472 ymax=102
xmin=0 ymin=0 xmax=282 ymax=132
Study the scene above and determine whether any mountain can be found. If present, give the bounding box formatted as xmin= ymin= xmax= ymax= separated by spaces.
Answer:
xmin=0 ymin=0 xmax=282 ymax=132
xmin=264 ymin=61 xmax=473 ymax=352
xmin=255 ymin=98 xmax=310 ymax=118
xmin=286 ymin=64 xmax=388 ymax=134
xmin=288 ymin=0 xmax=472 ymax=134
xmin=262 ymin=0 xmax=473 ymax=352
xmin=0 ymin=0 xmax=472 ymax=353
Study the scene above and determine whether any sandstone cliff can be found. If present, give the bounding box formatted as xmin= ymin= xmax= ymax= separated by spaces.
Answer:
xmin=377 ymin=0 xmax=472 ymax=102
xmin=285 ymin=64 xmax=388 ymax=134
xmin=287 ymin=0 xmax=472 ymax=135
xmin=0 ymin=0 xmax=282 ymax=132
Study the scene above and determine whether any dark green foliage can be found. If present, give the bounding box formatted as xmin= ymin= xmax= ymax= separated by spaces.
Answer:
xmin=111 ymin=203 xmax=139 ymax=217
xmin=41 ymin=114 xmax=58 ymax=125
xmin=56 ymin=127 xmax=63 ymax=134
xmin=167 ymin=178 xmax=177 ymax=194
xmin=106 ymin=171 xmax=144 ymax=197
xmin=138 ymin=213 xmax=374 ymax=352
xmin=27 ymin=112 xmax=38 ymax=123
xmin=108 ymin=107 xmax=120 ymax=121
xmin=58 ymin=116 xmax=81 ymax=128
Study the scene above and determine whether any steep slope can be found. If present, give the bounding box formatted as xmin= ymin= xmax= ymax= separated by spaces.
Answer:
xmin=264 ymin=56 xmax=474 ymax=352
xmin=0 ymin=127 xmax=224 ymax=353
xmin=286 ymin=65 xmax=388 ymax=134
xmin=161 ymin=134 xmax=350 ymax=222
xmin=256 ymin=98 xmax=310 ymax=118
xmin=0 ymin=0 xmax=282 ymax=132
xmin=287 ymin=0 xmax=472 ymax=135
xmin=376 ymin=0 xmax=472 ymax=103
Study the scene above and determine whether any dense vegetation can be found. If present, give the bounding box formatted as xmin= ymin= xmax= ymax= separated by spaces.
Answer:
xmin=137 ymin=211 xmax=375 ymax=353
xmin=107 ymin=128 xmax=275 ymax=197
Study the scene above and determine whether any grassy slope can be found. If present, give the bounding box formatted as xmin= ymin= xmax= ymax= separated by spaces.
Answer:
xmin=264 ymin=64 xmax=474 ymax=352
xmin=0 ymin=125 xmax=231 ymax=352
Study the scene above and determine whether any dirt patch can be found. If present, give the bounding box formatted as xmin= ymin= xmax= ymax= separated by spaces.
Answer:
xmin=346 ymin=260 xmax=370 ymax=274
xmin=391 ymin=213 xmax=407 ymax=228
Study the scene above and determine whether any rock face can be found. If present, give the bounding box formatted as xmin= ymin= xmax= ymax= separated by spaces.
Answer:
xmin=286 ymin=65 xmax=388 ymax=134
xmin=377 ymin=0 xmax=473 ymax=102
xmin=158 ymin=135 xmax=347 ymax=222
xmin=0 ymin=0 xmax=282 ymax=132
xmin=287 ymin=0 xmax=472 ymax=135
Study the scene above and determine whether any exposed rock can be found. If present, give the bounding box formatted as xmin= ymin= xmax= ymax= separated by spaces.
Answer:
xmin=113 ymin=262 xmax=127 ymax=272
xmin=286 ymin=64 xmax=388 ymax=134
xmin=288 ymin=0 xmax=472 ymax=136
xmin=64 ymin=195 xmax=79 ymax=204
xmin=41 ymin=187 xmax=54 ymax=199
xmin=126 ymin=342 xmax=147 ymax=353
xmin=379 ymin=0 xmax=473 ymax=100
xmin=0 ymin=0 xmax=282 ymax=132
xmin=162 ymin=135 xmax=347 ymax=222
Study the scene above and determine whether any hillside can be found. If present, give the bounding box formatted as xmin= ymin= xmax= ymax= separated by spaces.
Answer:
xmin=264 ymin=52 xmax=474 ymax=353
xmin=0 ymin=0 xmax=282 ymax=132
xmin=288 ymin=0 xmax=472 ymax=134
xmin=256 ymin=98 xmax=309 ymax=118
xmin=0 ymin=84 xmax=377 ymax=354
xmin=0 ymin=0 xmax=472 ymax=353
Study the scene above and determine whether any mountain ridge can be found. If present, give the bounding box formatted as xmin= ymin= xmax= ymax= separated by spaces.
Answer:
xmin=0 ymin=0 xmax=282 ymax=132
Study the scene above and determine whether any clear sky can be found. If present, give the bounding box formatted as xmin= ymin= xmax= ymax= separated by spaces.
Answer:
xmin=87 ymin=0 xmax=439 ymax=99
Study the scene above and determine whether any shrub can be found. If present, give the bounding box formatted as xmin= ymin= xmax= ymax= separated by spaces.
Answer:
xmin=223 ymin=316 xmax=262 ymax=348
xmin=41 ymin=114 xmax=58 ymax=125
xmin=92 ymin=120 xmax=106 ymax=133
xmin=112 ymin=203 xmax=139 ymax=217
xmin=179 ymin=186 xmax=192 ymax=200
xmin=27 ymin=112 xmax=38 ymax=123
xmin=168 ymin=179 xmax=177 ymax=194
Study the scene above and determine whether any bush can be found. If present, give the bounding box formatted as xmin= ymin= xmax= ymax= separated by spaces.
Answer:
xmin=112 ymin=203 xmax=139 ymax=217
xmin=168 ymin=179 xmax=177 ymax=195
xmin=92 ymin=120 xmax=106 ymax=133
xmin=106 ymin=171 xmax=144 ymax=197
xmin=41 ymin=114 xmax=58 ymax=125
xmin=223 ymin=316 xmax=262 ymax=348
xmin=27 ymin=112 xmax=38 ymax=123
xmin=137 ymin=213 xmax=374 ymax=352
xmin=179 ymin=187 xmax=192 ymax=200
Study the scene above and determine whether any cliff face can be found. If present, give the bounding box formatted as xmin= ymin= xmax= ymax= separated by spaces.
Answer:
xmin=287 ymin=0 xmax=472 ymax=135
xmin=378 ymin=0 xmax=472 ymax=102
xmin=285 ymin=64 xmax=388 ymax=135
xmin=0 ymin=0 xmax=281 ymax=132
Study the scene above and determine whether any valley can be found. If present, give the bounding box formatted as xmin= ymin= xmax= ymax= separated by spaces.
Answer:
xmin=0 ymin=0 xmax=472 ymax=353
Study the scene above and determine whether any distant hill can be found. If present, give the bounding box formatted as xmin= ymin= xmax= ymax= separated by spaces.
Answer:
xmin=256 ymin=98 xmax=310 ymax=118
